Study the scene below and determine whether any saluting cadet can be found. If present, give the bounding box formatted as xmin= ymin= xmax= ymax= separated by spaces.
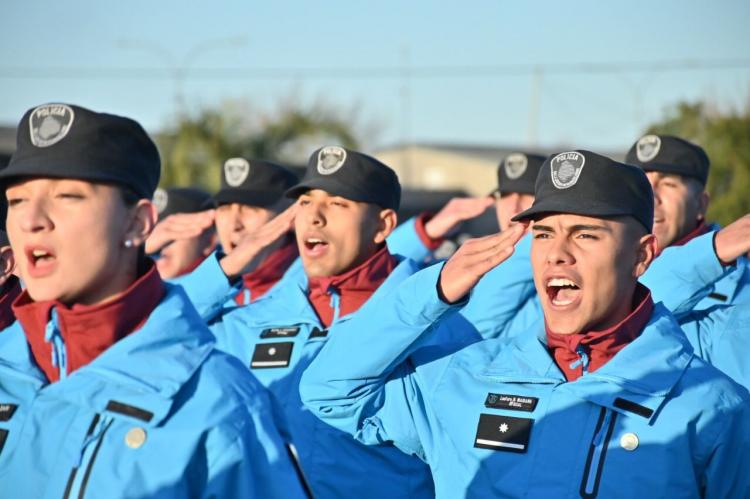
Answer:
xmin=301 ymin=150 xmax=750 ymax=498
xmin=0 ymin=103 xmax=306 ymax=498
xmin=625 ymin=134 xmax=750 ymax=309
xmin=148 ymin=186 xmax=216 ymax=279
xmin=147 ymin=158 xmax=300 ymax=318
xmin=210 ymin=146 xmax=435 ymax=498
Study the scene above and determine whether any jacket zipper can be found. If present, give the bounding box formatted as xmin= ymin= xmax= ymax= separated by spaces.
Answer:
xmin=579 ymin=407 xmax=617 ymax=498
xmin=62 ymin=415 xmax=113 ymax=499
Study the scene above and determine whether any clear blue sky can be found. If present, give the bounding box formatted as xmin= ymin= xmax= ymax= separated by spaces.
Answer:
xmin=1 ymin=0 xmax=748 ymax=154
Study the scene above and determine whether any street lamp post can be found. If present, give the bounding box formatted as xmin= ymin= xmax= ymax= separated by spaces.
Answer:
xmin=117 ymin=36 xmax=247 ymax=116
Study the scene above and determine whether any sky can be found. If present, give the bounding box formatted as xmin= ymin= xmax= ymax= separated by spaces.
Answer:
xmin=1 ymin=0 xmax=748 ymax=155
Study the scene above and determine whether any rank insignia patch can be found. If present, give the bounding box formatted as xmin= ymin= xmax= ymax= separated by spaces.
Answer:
xmin=474 ymin=413 xmax=533 ymax=453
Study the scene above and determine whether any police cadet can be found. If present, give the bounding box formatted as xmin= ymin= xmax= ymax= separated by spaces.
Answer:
xmin=625 ymin=134 xmax=750 ymax=309
xmin=0 ymin=103 xmax=306 ymax=498
xmin=209 ymin=146 xmax=435 ymax=498
xmin=148 ymin=186 xmax=216 ymax=279
xmin=492 ymin=152 xmax=546 ymax=232
xmin=148 ymin=158 xmax=300 ymax=320
xmin=620 ymin=135 xmax=750 ymax=391
xmin=301 ymin=150 xmax=750 ymax=498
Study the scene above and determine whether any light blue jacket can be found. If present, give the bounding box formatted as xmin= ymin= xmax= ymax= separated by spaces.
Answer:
xmin=208 ymin=257 xmax=436 ymax=499
xmin=301 ymin=263 xmax=750 ymax=498
xmin=0 ymin=284 xmax=306 ymax=499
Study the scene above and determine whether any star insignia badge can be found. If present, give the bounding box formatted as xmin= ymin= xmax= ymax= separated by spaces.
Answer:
xmin=499 ymin=423 xmax=509 ymax=433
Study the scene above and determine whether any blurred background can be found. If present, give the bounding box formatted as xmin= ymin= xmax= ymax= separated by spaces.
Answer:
xmin=1 ymin=0 xmax=748 ymax=232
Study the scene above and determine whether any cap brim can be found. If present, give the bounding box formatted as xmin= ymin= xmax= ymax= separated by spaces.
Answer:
xmin=0 ymin=160 xmax=152 ymax=198
xmin=512 ymin=199 xmax=642 ymax=224
xmin=285 ymin=177 xmax=372 ymax=204
xmin=639 ymin=163 xmax=706 ymax=185
xmin=214 ymin=189 xmax=282 ymax=208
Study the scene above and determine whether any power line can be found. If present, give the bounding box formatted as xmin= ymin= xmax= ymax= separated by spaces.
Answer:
xmin=1 ymin=59 xmax=749 ymax=81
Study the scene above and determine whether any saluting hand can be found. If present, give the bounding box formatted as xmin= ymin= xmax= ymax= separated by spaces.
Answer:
xmin=438 ymin=222 xmax=528 ymax=304
xmin=219 ymin=203 xmax=299 ymax=279
xmin=714 ymin=213 xmax=750 ymax=264
xmin=145 ymin=209 xmax=216 ymax=255
xmin=424 ymin=196 xmax=495 ymax=240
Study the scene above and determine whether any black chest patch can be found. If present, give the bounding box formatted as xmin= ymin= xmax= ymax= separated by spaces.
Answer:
xmin=260 ymin=327 xmax=301 ymax=339
xmin=251 ymin=342 xmax=294 ymax=369
xmin=309 ymin=327 xmax=328 ymax=339
xmin=474 ymin=413 xmax=533 ymax=453
xmin=485 ymin=393 xmax=539 ymax=412
xmin=0 ymin=404 xmax=17 ymax=422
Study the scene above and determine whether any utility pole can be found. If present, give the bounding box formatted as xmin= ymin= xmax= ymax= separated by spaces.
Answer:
xmin=117 ymin=36 xmax=247 ymax=117
xmin=527 ymin=66 xmax=543 ymax=148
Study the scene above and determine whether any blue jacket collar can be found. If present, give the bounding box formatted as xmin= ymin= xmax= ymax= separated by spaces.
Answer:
xmin=242 ymin=256 xmax=419 ymax=329
xmin=0 ymin=284 xmax=214 ymax=426
xmin=481 ymin=304 xmax=694 ymax=422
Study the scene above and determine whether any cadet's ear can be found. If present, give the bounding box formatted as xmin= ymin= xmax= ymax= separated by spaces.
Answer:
xmin=124 ymin=200 xmax=158 ymax=249
xmin=373 ymin=208 xmax=398 ymax=245
xmin=633 ymin=233 xmax=657 ymax=278
xmin=697 ymin=190 xmax=710 ymax=221
xmin=0 ymin=246 xmax=15 ymax=287
xmin=200 ymin=229 xmax=218 ymax=257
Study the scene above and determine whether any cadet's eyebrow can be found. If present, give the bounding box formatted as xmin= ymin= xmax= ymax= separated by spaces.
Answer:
xmin=531 ymin=223 xmax=611 ymax=233
xmin=570 ymin=224 xmax=611 ymax=233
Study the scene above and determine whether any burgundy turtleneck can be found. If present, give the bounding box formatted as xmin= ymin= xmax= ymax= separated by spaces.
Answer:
xmin=657 ymin=220 xmax=709 ymax=256
xmin=545 ymin=284 xmax=654 ymax=382
xmin=235 ymin=234 xmax=299 ymax=305
xmin=0 ymin=276 xmax=22 ymax=331
xmin=307 ymin=245 xmax=397 ymax=328
xmin=14 ymin=261 xmax=165 ymax=383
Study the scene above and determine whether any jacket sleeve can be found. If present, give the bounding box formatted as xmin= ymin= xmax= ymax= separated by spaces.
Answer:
xmin=386 ymin=216 xmax=439 ymax=263
xmin=170 ymin=251 xmax=240 ymax=322
xmin=701 ymin=394 xmax=750 ymax=497
xmin=681 ymin=305 xmax=750 ymax=390
xmin=299 ymin=262 xmax=463 ymax=459
xmin=640 ymin=231 xmax=731 ymax=317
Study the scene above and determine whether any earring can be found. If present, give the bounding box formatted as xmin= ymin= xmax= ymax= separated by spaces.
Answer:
xmin=124 ymin=239 xmax=134 ymax=248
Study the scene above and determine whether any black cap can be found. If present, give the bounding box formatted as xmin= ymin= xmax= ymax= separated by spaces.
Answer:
xmin=495 ymin=152 xmax=547 ymax=195
xmin=512 ymin=150 xmax=654 ymax=232
xmin=153 ymin=187 xmax=212 ymax=220
xmin=625 ymin=134 xmax=710 ymax=186
xmin=0 ymin=103 xmax=160 ymax=199
xmin=285 ymin=146 xmax=400 ymax=210
xmin=214 ymin=158 xmax=298 ymax=208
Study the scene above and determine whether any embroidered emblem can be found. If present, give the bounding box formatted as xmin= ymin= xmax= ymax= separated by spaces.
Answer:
xmin=224 ymin=157 xmax=250 ymax=187
xmin=504 ymin=153 xmax=528 ymax=179
xmin=636 ymin=135 xmax=661 ymax=162
xmin=29 ymin=104 xmax=75 ymax=147
xmin=317 ymin=146 xmax=347 ymax=175
xmin=550 ymin=151 xmax=585 ymax=189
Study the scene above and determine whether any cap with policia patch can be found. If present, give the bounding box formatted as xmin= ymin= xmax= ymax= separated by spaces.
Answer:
xmin=512 ymin=150 xmax=654 ymax=232
xmin=625 ymin=134 xmax=710 ymax=186
xmin=495 ymin=152 xmax=547 ymax=196
xmin=153 ymin=187 xmax=212 ymax=220
xmin=1 ymin=103 xmax=160 ymax=199
xmin=214 ymin=157 xmax=298 ymax=208
xmin=285 ymin=146 xmax=401 ymax=210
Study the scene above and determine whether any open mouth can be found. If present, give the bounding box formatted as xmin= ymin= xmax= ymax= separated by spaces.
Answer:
xmin=25 ymin=246 xmax=57 ymax=277
xmin=546 ymin=277 xmax=581 ymax=307
xmin=303 ymin=237 xmax=329 ymax=257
